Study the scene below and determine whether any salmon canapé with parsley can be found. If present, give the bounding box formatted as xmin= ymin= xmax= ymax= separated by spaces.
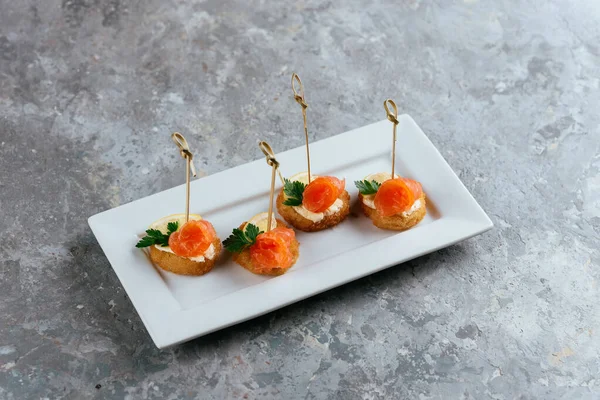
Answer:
xmin=223 ymin=212 xmax=299 ymax=276
xmin=136 ymin=214 xmax=222 ymax=275
xmin=355 ymin=172 xmax=426 ymax=231
xmin=276 ymin=172 xmax=351 ymax=232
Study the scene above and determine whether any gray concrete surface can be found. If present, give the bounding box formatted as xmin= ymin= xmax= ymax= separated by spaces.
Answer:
xmin=1 ymin=0 xmax=599 ymax=398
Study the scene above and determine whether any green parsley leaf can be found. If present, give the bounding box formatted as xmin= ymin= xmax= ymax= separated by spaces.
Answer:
xmin=223 ymin=223 xmax=263 ymax=253
xmin=354 ymin=180 xmax=380 ymax=195
xmin=282 ymin=178 xmax=306 ymax=206
xmin=167 ymin=221 xmax=179 ymax=235
xmin=145 ymin=228 xmax=164 ymax=238
xmin=135 ymin=235 xmax=158 ymax=248
xmin=135 ymin=223 xmax=180 ymax=248
xmin=244 ymin=223 xmax=261 ymax=241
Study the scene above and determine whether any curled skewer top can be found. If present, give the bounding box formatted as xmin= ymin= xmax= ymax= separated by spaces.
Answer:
xmin=259 ymin=141 xmax=280 ymax=169
xmin=291 ymin=73 xmax=308 ymax=110
xmin=171 ymin=132 xmax=197 ymax=177
xmin=383 ymin=99 xmax=398 ymax=125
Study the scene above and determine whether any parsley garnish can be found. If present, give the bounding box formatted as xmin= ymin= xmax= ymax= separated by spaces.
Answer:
xmin=354 ymin=180 xmax=381 ymax=195
xmin=136 ymin=221 xmax=179 ymax=248
xmin=283 ymin=178 xmax=306 ymax=206
xmin=223 ymin=223 xmax=263 ymax=253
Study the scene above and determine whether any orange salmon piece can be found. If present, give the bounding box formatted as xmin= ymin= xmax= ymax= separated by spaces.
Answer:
xmin=168 ymin=220 xmax=216 ymax=257
xmin=250 ymin=227 xmax=296 ymax=272
xmin=269 ymin=226 xmax=295 ymax=243
xmin=302 ymin=176 xmax=345 ymax=213
xmin=399 ymin=177 xmax=423 ymax=199
xmin=374 ymin=178 xmax=415 ymax=217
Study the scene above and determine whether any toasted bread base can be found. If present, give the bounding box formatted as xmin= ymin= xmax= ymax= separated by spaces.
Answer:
xmin=359 ymin=192 xmax=427 ymax=230
xmin=233 ymin=219 xmax=300 ymax=276
xmin=149 ymin=236 xmax=222 ymax=276
xmin=276 ymin=189 xmax=351 ymax=232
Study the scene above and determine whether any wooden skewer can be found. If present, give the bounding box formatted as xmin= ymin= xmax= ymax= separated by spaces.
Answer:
xmin=292 ymin=73 xmax=311 ymax=183
xmin=171 ymin=132 xmax=197 ymax=222
xmin=259 ymin=141 xmax=281 ymax=232
xmin=383 ymin=99 xmax=399 ymax=178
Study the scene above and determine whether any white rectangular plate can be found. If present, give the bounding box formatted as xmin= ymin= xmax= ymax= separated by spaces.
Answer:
xmin=89 ymin=115 xmax=493 ymax=348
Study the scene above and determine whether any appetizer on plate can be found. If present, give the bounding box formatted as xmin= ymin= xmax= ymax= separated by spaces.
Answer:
xmin=276 ymin=73 xmax=351 ymax=232
xmin=354 ymin=99 xmax=427 ymax=231
xmin=277 ymin=172 xmax=350 ymax=232
xmin=355 ymin=173 xmax=426 ymax=230
xmin=137 ymin=213 xmax=221 ymax=275
xmin=224 ymin=212 xmax=299 ymax=276
xmin=136 ymin=132 xmax=221 ymax=275
xmin=223 ymin=141 xmax=300 ymax=276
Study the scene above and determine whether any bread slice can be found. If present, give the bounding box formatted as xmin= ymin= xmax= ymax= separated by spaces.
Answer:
xmin=149 ymin=236 xmax=221 ymax=276
xmin=359 ymin=192 xmax=427 ymax=230
xmin=276 ymin=189 xmax=351 ymax=232
xmin=233 ymin=219 xmax=300 ymax=276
